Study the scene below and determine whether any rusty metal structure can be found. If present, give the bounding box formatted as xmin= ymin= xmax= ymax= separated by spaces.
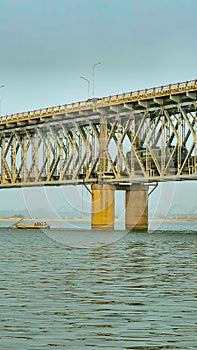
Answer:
xmin=0 ymin=79 xmax=197 ymax=189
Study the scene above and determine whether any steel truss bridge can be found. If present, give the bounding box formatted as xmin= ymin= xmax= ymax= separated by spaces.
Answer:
xmin=0 ymin=79 xmax=197 ymax=189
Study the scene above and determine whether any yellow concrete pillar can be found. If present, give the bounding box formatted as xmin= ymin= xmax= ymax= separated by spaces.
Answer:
xmin=125 ymin=185 xmax=148 ymax=231
xmin=91 ymin=184 xmax=114 ymax=229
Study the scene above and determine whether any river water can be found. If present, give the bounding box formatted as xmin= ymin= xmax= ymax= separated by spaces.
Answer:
xmin=0 ymin=222 xmax=196 ymax=349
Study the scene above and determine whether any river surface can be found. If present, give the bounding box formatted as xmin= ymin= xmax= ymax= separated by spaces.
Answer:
xmin=0 ymin=222 xmax=196 ymax=349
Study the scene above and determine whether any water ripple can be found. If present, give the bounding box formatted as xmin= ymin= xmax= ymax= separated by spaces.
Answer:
xmin=0 ymin=227 xmax=197 ymax=349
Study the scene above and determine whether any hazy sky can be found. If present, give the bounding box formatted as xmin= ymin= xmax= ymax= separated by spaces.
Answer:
xmin=0 ymin=0 xmax=197 ymax=217
xmin=1 ymin=0 xmax=197 ymax=115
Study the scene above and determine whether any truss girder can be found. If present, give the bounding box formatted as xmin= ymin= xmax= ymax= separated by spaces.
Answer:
xmin=0 ymin=96 xmax=197 ymax=188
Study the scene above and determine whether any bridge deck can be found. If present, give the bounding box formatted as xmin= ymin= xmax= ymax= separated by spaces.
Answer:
xmin=1 ymin=79 xmax=197 ymax=126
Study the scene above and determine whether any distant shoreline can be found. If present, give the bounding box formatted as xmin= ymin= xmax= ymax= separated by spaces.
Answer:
xmin=0 ymin=217 xmax=197 ymax=223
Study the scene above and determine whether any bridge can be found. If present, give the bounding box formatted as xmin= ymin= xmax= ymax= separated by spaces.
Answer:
xmin=0 ymin=79 xmax=197 ymax=230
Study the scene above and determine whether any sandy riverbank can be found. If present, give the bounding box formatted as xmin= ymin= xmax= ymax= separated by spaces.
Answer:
xmin=0 ymin=217 xmax=197 ymax=223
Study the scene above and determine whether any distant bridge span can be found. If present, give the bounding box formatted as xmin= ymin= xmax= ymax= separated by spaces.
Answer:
xmin=1 ymin=79 xmax=197 ymax=230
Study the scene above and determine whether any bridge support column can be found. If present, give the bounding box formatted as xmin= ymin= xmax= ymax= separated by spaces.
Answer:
xmin=125 ymin=185 xmax=148 ymax=231
xmin=91 ymin=184 xmax=114 ymax=230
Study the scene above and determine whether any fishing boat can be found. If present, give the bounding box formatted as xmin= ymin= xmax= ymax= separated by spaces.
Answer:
xmin=13 ymin=222 xmax=50 ymax=229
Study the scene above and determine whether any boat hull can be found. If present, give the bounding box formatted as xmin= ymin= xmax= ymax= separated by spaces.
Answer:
xmin=14 ymin=224 xmax=50 ymax=229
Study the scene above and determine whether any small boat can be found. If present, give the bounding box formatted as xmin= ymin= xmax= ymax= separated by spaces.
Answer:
xmin=13 ymin=222 xmax=50 ymax=229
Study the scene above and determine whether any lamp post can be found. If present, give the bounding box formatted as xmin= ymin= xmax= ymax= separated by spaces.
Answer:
xmin=92 ymin=62 xmax=102 ymax=97
xmin=80 ymin=76 xmax=90 ymax=99
xmin=0 ymin=84 xmax=5 ymax=117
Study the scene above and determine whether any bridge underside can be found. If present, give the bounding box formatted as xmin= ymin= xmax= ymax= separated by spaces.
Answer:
xmin=0 ymin=80 xmax=197 ymax=229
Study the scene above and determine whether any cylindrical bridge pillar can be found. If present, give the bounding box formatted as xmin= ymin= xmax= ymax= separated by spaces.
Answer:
xmin=91 ymin=184 xmax=114 ymax=229
xmin=125 ymin=184 xmax=148 ymax=231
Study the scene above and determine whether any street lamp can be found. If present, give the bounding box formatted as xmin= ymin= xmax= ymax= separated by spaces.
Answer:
xmin=0 ymin=84 xmax=5 ymax=117
xmin=80 ymin=76 xmax=90 ymax=99
xmin=92 ymin=62 xmax=102 ymax=97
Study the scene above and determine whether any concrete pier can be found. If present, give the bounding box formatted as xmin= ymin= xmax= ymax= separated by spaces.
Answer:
xmin=125 ymin=184 xmax=148 ymax=231
xmin=91 ymin=184 xmax=114 ymax=229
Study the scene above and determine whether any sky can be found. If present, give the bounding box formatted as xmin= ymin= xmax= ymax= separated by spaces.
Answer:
xmin=0 ymin=0 xmax=197 ymax=219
